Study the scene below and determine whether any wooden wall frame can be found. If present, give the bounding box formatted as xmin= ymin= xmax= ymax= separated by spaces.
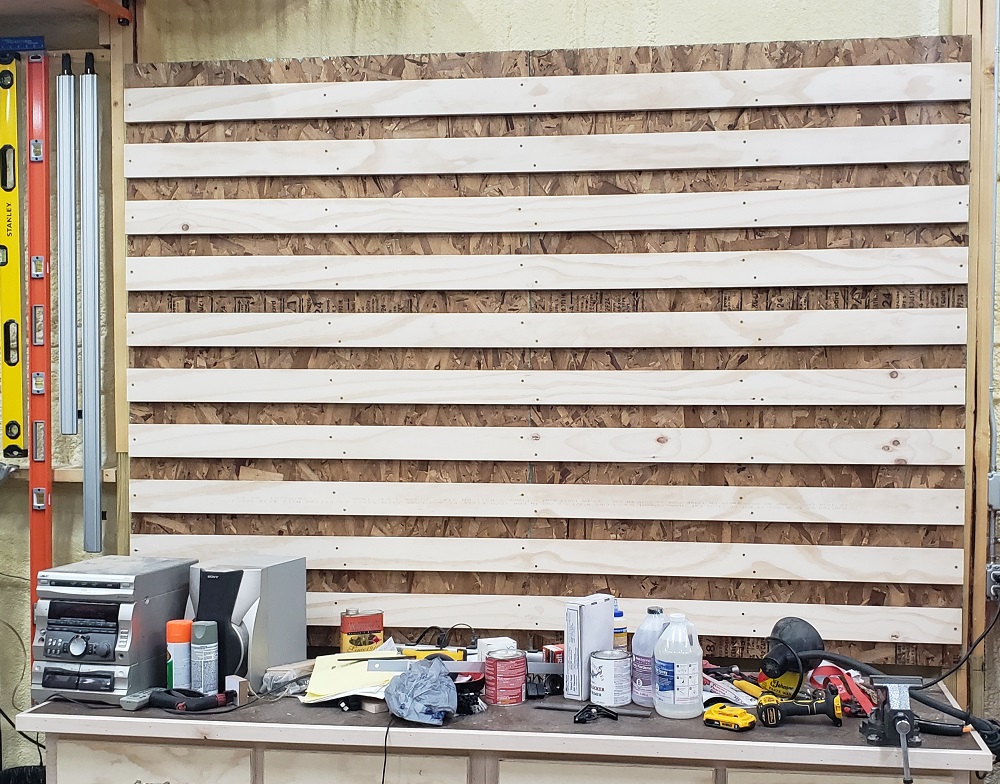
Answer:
xmin=119 ymin=35 xmax=979 ymax=673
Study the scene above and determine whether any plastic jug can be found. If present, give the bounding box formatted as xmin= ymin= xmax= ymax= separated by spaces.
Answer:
xmin=653 ymin=612 xmax=703 ymax=719
xmin=630 ymin=606 xmax=667 ymax=707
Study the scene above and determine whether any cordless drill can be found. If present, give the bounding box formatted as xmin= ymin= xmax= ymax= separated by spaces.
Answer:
xmin=757 ymin=684 xmax=843 ymax=728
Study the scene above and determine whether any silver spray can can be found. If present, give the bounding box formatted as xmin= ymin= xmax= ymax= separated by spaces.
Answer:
xmin=190 ymin=620 xmax=219 ymax=696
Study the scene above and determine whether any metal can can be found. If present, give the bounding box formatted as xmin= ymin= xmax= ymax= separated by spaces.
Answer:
xmin=340 ymin=609 xmax=384 ymax=653
xmin=485 ymin=649 xmax=527 ymax=705
xmin=590 ymin=649 xmax=632 ymax=707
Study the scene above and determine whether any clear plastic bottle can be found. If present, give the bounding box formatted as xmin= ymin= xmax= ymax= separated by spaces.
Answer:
xmin=630 ymin=606 xmax=667 ymax=707
xmin=613 ymin=600 xmax=627 ymax=650
xmin=653 ymin=612 xmax=704 ymax=719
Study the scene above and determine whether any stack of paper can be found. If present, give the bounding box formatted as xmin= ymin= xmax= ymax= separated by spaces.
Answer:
xmin=300 ymin=651 xmax=401 ymax=704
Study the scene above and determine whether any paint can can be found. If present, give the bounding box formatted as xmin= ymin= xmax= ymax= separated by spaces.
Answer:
xmin=590 ymin=649 xmax=632 ymax=707
xmin=340 ymin=608 xmax=384 ymax=653
xmin=485 ymin=649 xmax=527 ymax=705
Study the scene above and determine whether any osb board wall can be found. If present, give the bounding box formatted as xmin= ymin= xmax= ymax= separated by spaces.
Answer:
xmin=126 ymin=35 xmax=970 ymax=666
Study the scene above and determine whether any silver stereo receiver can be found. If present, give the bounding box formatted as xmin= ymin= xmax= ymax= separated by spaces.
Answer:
xmin=31 ymin=555 xmax=196 ymax=704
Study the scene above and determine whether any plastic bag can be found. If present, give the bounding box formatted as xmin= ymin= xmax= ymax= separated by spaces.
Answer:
xmin=384 ymin=658 xmax=457 ymax=725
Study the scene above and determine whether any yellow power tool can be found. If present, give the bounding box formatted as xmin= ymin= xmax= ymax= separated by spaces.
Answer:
xmin=757 ymin=684 xmax=843 ymax=728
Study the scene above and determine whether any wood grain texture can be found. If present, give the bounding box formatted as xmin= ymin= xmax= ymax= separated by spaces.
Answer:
xmin=124 ymin=39 xmax=972 ymax=666
xmin=124 ymin=125 xmax=971 ymax=178
xmin=129 ymin=534 xmax=964 ymax=584
xmin=123 ymin=63 xmax=972 ymax=123
xmin=127 ymin=424 xmax=965 ymax=466
xmin=124 ymin=187 xmax=970 ymax=235
xmin=125 ymin=309 xmax=968 ymax=348
xmin=501 ymin=758 xmax=715 ymax=784
xmin=126 ymin=368 xmax=966 ymax=406
xmin=57 ymin=741 xmax=251 ymax=784
xmin=128 ymin=480 xmax=964 ymax=525
xmin=125 ymin=37 xmax=969 ymax=90
xmin=263 ymin=750 xmax=466 ymax=784
xmin=304 ymin=592 xmax=962 ymax=643
xmin=124 ymin=247 xmax=970 ymax=292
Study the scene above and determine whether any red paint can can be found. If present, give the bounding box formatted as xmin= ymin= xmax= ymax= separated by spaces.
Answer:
xmin=485 ymin=649 xmax=527 ymax=706
xmin=340 ymin=609 xmax=384 ymax=653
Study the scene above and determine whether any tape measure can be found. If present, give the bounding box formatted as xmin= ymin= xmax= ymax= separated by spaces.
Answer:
xmin=0 ymin=54 xmax=26 ymax=459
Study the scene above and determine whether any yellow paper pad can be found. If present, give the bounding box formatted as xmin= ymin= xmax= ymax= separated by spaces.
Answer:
xmin=302 ymin=651 xmax=400 ymax=704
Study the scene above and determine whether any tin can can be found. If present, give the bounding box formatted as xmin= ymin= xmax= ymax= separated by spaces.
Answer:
xmin=340 ymin=609 xmax=384 ymax=653
xmin=485 ymin=649 xmax=527 ymax=705
xmin=590 ymin=649 xmax=631 ymax=707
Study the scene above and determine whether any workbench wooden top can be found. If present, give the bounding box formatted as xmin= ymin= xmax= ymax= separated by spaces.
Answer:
xmin=18 ymin=689 xmax=992 ymax=773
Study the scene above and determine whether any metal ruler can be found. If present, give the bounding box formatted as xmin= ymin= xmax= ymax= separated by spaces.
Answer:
xmin=26 ymin=51 xmax=52 ymax=604
xmin=365 ymin=659 xmax=564 ymax=675
xmin=0 ymin=53 xmax=26 ymax=459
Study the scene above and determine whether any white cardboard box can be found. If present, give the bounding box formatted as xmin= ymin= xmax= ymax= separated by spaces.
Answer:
xmin=564 ymin=593 xmax=615 ymax=700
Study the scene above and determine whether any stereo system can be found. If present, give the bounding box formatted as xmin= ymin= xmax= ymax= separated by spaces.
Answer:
xmin=31 ymin=556 xmax=195 ymax=704
xmin=30 ymin=553 xmax=307 ymax=704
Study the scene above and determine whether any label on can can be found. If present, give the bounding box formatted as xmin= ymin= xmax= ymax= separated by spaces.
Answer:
xmin=191 ymin=641 xmax=219 ymax=696
xmin=590 ymin=650 xmax=631 ymax=707
xmin=340 ymin=609 xmax=384 ymax=653
xmin=655 ymin=659 xmax=700 ymax=705
xmin=485 ymin=650 xmax=527 ymax=705
xmin=632 ymin=653 xmax=653 ymax=702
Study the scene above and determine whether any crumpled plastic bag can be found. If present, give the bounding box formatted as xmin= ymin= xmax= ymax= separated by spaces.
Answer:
xmin=385 ymin=658 xmax=457 ymax=725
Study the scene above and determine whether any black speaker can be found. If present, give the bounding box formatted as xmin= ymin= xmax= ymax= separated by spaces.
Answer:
xmin=194 ymin=569 xmax=247 ymax=691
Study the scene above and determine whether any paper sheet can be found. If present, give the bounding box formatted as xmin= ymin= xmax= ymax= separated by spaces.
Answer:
xmin=301 ymin=650 xmax=401 ymax=704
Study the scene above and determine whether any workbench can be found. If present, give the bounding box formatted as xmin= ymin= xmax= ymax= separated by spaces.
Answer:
xmin=18 ymin=687 xmax=992 ymax=784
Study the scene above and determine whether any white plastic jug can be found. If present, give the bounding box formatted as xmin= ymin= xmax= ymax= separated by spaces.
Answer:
xmin=653 ymin=612 xmax=703 ymax=719
xmin=630 ymin=606 xmax=667 ymax=707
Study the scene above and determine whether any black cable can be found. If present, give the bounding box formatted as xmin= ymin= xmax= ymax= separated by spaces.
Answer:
xmin=765 ymin=636 xmax=804 ymax=698
xmin=45 ymin=694 xmax=119 ymax=710
xmin=794 ymin=648 xmax=1000 ymax=759
xmin=916 ymin=601 xmax=1000 ymax=692
xmin=411 ymin=626 xmax=443 ymax=646
xmin=0 ymin=705 xmax=45 ymax=751
xmin=380 ymin=714 xmax=394 ymax=784
xmin=441 ymin=623 xmax=478 ymax=648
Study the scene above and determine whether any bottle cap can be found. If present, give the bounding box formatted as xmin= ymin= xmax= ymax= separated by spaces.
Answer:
xmin=669 ymin=612 xmax=686 ymax=622
xmin=647 ymin=606 xmax=663 ymax=614
xmin=191 ymin=620 xmax=218 ymax=645
xmin=614 ymin=600 xmax=623 ymax=618
xmin=166 ymin=619 xmax=193 ymax=643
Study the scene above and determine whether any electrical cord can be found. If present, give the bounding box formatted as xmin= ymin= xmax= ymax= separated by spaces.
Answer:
xmin=410 ymin=626 xmax=444 ymax=646
xmin=793 ymin=649 xmax=1000 ymax=760
xmin=916 ymin=601 xmax=1000 ymax=693
xmin=0 ymin=614 xmax=44 ymax=762
xmin=380 ymin=714 xmax=394 ymax=784
xmin=441 ymin=623 xmax=478 ymax=649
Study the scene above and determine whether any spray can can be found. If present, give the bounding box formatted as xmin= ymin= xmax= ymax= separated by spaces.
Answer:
xmin=166 ymin=619 xmax=193 ymax=689
xmin=191 ymin=620 xmax=219 ymax=696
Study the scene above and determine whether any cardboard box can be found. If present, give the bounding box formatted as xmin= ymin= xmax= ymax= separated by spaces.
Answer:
xmin=543 ymin=644 xmax=565 ymax=664
xmin=564 ymin=593 xmax=614 ymax=701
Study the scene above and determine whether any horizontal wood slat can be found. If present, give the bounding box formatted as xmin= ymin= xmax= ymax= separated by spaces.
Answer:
xmin=125 ymin=248 xmax=971 ymax=291
xmin=125 ymin=46 xmax=974 ymax=663
xmin=125 ymin=309 xmax=968 ymax=348
xmin=129 ymin=480 xmax=965 ymax=525
xmin=123 ymin=125 xmax=971 ymax=178
xmin=123 ymin=62 xmax=973 ymax=123
xmin=125 ymin=187 xmax=970 ymax=235
xmin=128 ymin=424 xmax=966 ymax=465
xmin=130 ymin=534 xmax=965 ymax=585
xmin=304 ymin=592 xmax=963 ymax=643
xmin=126 ymin=368 xmax=966 ymax=406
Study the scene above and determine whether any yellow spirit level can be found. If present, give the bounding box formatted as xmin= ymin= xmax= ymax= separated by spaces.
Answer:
xmin=0 ymin=55 xmax=25 ymax=458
